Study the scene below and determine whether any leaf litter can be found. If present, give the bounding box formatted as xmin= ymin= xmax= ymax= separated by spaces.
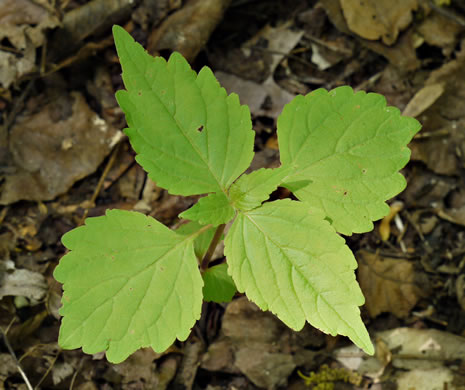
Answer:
xmin=1 ymin=0 xmax=465 ymax=389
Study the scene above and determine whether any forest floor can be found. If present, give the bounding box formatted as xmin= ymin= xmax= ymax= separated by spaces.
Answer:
xmin=2 ymin=0 xmax=465 ymax=389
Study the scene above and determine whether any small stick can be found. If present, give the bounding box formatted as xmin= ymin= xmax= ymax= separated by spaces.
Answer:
xmin=78 ymin=141 xmax=121 ymax=226
xmin=0 ymin=326 xmax=33 ymax=390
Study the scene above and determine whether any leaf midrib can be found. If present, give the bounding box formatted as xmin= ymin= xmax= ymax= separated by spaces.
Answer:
xmin=122 ymin=41 xmax=226 ymax=194
xmin=240 ymin=208 xmax=366 ymax=344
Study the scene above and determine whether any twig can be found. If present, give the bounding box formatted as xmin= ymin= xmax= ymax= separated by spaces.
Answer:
xmin=0 ymin=326 xmax=33 ymax=390
xmin=34 ymin=348 xmax=61 ymax=390
xmin=68 ymin=355 xmax=86 ymax=390
xmin=78 ymin=141 xmax=121 ymax=226
xmin=428 ymin=0 xmax=465 ymax=26
xmin=2 ymin=79 xmax=35 ymax=132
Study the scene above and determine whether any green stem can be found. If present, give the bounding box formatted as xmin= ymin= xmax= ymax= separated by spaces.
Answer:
xmin=201 ymin=224 xmax=226 ymax=271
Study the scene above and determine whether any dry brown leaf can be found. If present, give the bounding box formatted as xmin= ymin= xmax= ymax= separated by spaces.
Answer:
xmin=361 ymin=28 xmax=420 ymax=70
xmin=147 ymin=0 xmax=232 ymax=62
xmin=0 ymin=264 xmax=47 ymax=301
xmin=417 ymin=12 xmax=464 ymax=54
xmin=340 ymin=0 xmax=418 ymax=45
xmin=213 ymin=22 xmax=303 ymax=119
xmin=402 ymin=82 xmax=445 ymax=118
xmin=409 ymin=44 xmax=465 ymax=175
xmin=0 ymin=0 xmax=59 ymax=87
xmin=321 ymin=0 xmax=420 ymax=70
xmin=108 ymin=349 xmax=160 ymax=388
xmin=48 ymin=0 xmax=134 ymax=60
xmin=234 ymin=347 xmax=295 ymax=389
xmin=1 ymin=91 xmax=122 ymax=204
xmin=357 ymin=250 xmax=425 ymax=318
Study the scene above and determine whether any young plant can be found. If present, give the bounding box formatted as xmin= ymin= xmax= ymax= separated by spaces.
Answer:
xmin=53 ymin=25 xmax=421 ymax=363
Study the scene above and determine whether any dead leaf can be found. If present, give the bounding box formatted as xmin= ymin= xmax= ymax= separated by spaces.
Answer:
xmin=201 ymin=340 xmax=236 ymax=373
xmin=361 ymin=28 xmax=420 ymax=70
xmin=0 ymin=353 xmax=17 ymax=376
xmin=320 ymin=0 xmax=420 ymax=70
xmin=417 ymin=12 xmax=464 ymax=55
xmin=436 ymin=206 xmax=465 ymax=227
xmin=47 ymin=0 xmax=134 ymax=61
xmin=340 ymin=0 xmax=418 ymax=45
xmin=402 ymin=82 xmax=445 ymax=118
xmin=357 ymin=250 xmax=426 ymax=318
xmin=109 ymin=349 xmax=160 ymax=388
xmin=147 ymin=0 xmax=232 ymax=62
xmin=397 ymin=367 xmax=454 ymax=390
xmin=0 ymin=0 xmax=59 ymax=87
xmin=132 ymin=0 xmax=182 ymax=31
xmin=336 ymin=327 xmax=465 ymax=387
xmin=0 ymin=265 xmax=47 ymax=301
xmin=409 ymin=44 xmax=465 ymax=175
xmin=234 ymin=347 xmax=296 ymax=389
xmin=52 ymin=362 xmax=74 ymax=385
xmin=216 ymin=72 xmax=295 ymax=120
xmin=378 ymin=328 xmax=465 ymax=369
xmin=221 ymin=298 xmax=287 ymax=344
xmin=0 ymin=91 xmax=122 ymax=204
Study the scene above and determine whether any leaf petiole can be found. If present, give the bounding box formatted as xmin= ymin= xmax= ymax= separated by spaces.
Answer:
xmin=200 ymin=223 xmax=226 ymax=271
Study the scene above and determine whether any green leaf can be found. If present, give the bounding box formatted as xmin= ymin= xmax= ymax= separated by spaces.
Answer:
xmin=176 ymin=221 xmax=216 ymax=260
xmin=224 ymin=199 xmax=373 ymax=355
xmin=229 ymin=166 xmax=291 ymax=211
xmin=113 ymin=26 xmax=255 ymax=196
xmin=179 ymin=192 xmax=235 ymax=226
xmin=277 ymin=86 xmax=421 ymax=235
xmin=202 ymin=263 xmax=237 ymax=303
xmin=54 ymin=209 xmax=203 ymax=363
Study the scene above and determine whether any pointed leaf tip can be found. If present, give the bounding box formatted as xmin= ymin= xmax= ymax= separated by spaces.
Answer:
xmin=114 ymin=28 xmax=255 ymax=196
xmin=225 ymin=199 xmax=373 ymax=354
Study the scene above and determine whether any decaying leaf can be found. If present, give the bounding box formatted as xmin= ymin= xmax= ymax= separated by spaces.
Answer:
xmin=147 ymin=0 xmax=232 ymax=62
xmin=340 ymin=0 xmax=418 ymax=45
xmin=0 ymin=0 xmax=59 ymax=87
xmin=0 ymin=264 xmax=47 ymax=301
xmin=357 ymin=250 xmax=426 ymax=318
xmin=1 ymin=92 xmax=121 ymax=204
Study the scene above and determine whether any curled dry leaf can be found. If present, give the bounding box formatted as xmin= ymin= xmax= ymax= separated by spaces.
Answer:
xmin=48 ymin=0 xmax=134 ymax=60
xmin=147 ymin=0 xmax=232 ymax=62
xmin=378 ymin=201 xmax=404 ymax=241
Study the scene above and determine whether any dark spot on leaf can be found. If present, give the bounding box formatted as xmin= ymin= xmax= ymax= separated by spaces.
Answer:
xmin=138 ymin=91 xmax=142 ymax=96
xmin=362 ymin=169 xmax=367 ymax=174
xmin=197 ymin=125 xmax=204 ymax=132
xmin=343 ymin=191 xmax=348 ymax=196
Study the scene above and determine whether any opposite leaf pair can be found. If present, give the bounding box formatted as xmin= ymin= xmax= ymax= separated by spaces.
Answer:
xmin=54 ymin=25 xmax=421 ymax=363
